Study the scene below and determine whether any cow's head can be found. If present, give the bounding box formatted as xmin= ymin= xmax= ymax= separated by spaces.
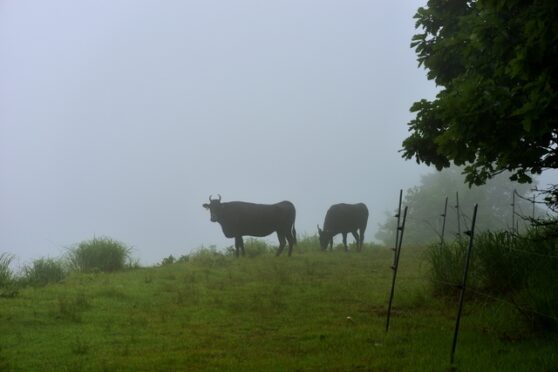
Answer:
xmin=317 ymin=224 xmax=330 ymax=250
xmin=202 ymin=194 xmax=222 ymax=222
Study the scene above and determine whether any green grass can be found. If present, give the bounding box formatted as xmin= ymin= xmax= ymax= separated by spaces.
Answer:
xmin=0 ymin=244 xmax=556 ymax=371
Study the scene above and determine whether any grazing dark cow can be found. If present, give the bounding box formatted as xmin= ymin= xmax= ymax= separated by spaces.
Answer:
xmin=317 ymin=203 xmax=369 ymax=252
xmin=202 ymin=195 xmax=297 ymax=257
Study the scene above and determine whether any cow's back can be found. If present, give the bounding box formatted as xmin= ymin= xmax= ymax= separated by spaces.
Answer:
xmin=219 ymin=201 xmax=295 ymax=237
xmin=323 ymin=203 xmax=368 ymax=233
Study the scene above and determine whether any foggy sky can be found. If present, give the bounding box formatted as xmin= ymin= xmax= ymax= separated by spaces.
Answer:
xmin=0 ymin=1 xmax=471 ymax=265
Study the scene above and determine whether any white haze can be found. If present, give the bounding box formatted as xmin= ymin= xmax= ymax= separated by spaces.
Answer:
xmin=1 ymin=1 xmax=554 ymax=265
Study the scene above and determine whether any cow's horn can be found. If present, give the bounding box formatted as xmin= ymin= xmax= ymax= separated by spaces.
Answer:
xmin=209 ymin=194 xmax=213 ymax=202
xmin=217 ymin=194 xmax=221 ymax=201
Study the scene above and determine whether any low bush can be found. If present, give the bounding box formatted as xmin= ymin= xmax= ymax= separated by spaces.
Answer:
xmin=23 ymin=258 xmax=65 ymax=286
xmin=67 ymin=237 xmax=133 ymax=273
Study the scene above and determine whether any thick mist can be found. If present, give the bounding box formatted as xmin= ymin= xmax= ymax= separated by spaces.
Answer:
xmin=0 ymin=1 xmax=485 ymax=264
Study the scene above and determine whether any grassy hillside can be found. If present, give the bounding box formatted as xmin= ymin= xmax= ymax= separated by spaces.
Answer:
xmin=1 ymin=244 xmax=556 ymax=371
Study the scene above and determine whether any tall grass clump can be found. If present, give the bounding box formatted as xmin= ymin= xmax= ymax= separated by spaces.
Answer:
xmin=23 ymin=258 xmax=65 ymax=286
xmin=428 ymin=222 xmax=558 ymax=331
xmin=0 ymin=253 xmax=15 ymax=287
xmin=474 ymin=231 xmax=525 ymax=294
xmin=67 ymin=237 xmax=132 ymax=273
xmin=426 ymin=238 xmax=479 ymax=296
xmin=473 ymin=226 xmax=558 ymax=330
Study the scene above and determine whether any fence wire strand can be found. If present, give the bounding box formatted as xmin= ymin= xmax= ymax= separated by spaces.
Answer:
xmin=389 ymin=268 xmax=558 ymax=326
xmin=385 ymin=190 xmax=558 ymax=334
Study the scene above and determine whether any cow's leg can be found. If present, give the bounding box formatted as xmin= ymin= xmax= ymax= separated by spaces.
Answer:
xmin=329 ymin=237 xmax=333 ymax=251
xmin=359 ymin=227 xmax=366 ymax=251
xmin=351 ymin=231 xmax=360 ymax=251
xmin=276 ymin=232 xmax=286 ymax=256
xmin=234 ymin=236 xmax=242 ymax=257
xmin=286 ymin=230 xmax=295 ymax=257
xmin=342 ymin=232 xmax=348 ymax=252
xmin=239 ymin=236 xmax=245 ymax=256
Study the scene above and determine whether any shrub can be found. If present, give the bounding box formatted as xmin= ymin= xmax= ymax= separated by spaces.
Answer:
xmin=67 ymin=237 xmax=132 ymax=273
xmin=24 ymin=258 xmax=65 ymax=286
xmin=0 ymin=253 xmax=14 ymax=288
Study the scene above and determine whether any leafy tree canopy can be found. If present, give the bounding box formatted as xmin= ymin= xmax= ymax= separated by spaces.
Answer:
xmin=402 ymin=0 xmax=558 ymax=188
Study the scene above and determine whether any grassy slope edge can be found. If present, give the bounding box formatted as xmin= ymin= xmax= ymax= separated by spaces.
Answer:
xmin=0 ymin=246 xmax=556 ymax=371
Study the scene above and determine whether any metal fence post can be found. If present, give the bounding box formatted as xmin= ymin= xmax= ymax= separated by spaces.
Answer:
xmin=450 ymin=203 xmax=478 ymax=364
xmin=455 ymin=192 xmax=461 ymax=237
xmin=392 ymin=189 xmax=403 ymax=266
xmin=441 ymin=196 xmax=448 ymax=245
xmin=512 ymin=189 xmax=516 ymax=233
xmin=386 ymin=205 xmax=408 ymax=332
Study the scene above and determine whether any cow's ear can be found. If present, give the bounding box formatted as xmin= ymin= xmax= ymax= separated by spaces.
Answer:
xmin=317 ymin=224 xmax=322 ymax=234
xmin=202 ymin=203 xmax=210 ymax=209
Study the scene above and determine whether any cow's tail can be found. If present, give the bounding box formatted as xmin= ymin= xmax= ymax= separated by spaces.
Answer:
xmin=291 ymin=205 xmax=297 ymax=245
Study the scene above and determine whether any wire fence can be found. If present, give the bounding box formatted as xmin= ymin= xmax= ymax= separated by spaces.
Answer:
xmin=385 ymin=190 xmax=558 ymax=363
xmin=387 ymin=272 xmax=558 ymax=330
xmin=401 ymin=188 xmax=557 ymax=246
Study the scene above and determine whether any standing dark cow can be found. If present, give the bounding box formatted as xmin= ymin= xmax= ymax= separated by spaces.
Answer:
xmin=203 ymin=195 xmax=297 ymax=257
xmin=317 ymin=203 xmax=369 ymax=252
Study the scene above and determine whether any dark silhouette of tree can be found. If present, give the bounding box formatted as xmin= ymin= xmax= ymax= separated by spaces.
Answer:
xmin=402 ymin=1 xmax=558 ymax=206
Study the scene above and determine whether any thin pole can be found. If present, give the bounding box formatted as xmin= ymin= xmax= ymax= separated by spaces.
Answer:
xmin=392 ymin=190 xmax=403 ymax=266
xmin=386 ymin=206 xmax=408 ymax=332
xmin=455 ymin=192 xmax=461 ymax=237
xmin=512 ymin=189 xmax=515 ymax=232
xmin=532 ymin=195 xmax=536 ymax=220
xmin=450 ymin=204 xmax=478 ymax=364
xmin=441 ymin=196 xmax=448 ymax=245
